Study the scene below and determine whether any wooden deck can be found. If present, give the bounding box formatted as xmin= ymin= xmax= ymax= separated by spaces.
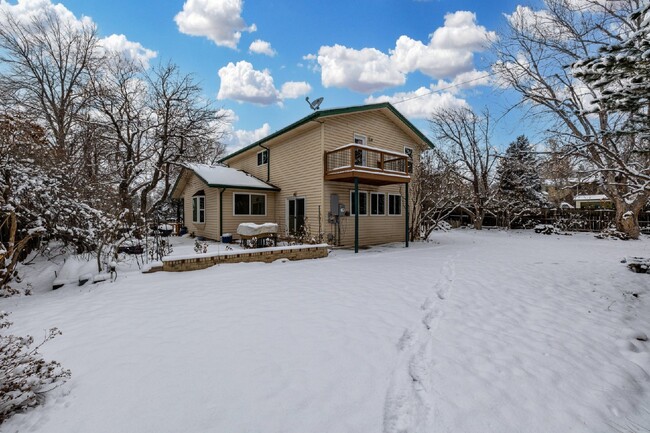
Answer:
xmin=324 ymin=144 xmax=411 ymax=186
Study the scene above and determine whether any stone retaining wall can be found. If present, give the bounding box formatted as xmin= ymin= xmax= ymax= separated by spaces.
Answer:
xmin=154 ymin=245 xmax=329 ymax=273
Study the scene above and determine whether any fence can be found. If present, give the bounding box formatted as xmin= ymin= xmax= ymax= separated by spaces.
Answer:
xmin=444 ymin=208 xmax=650 ymax=233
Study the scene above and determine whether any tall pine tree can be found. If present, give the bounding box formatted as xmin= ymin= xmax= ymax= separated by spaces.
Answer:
xmin=497 ymin=136 xmax=546 ymax=227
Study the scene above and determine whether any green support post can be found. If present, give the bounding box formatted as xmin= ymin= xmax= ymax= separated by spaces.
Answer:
xmin=405 ymin=182 xmax=409 ymax=248
xmin=354 ymin=177 xmax=359 ymax=253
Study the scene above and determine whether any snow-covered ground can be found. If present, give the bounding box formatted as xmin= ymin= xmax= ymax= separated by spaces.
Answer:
xmin=3 ymin=230 xmax=650 ymax=433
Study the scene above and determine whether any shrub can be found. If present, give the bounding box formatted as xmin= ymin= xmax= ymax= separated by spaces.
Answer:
xmin=0 ymin=312 xmax=71 ymax=425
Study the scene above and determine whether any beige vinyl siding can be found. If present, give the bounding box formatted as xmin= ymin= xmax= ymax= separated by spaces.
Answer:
xmin=182 ymin=172 xmax=220 ymax=240
xmin=223 ymin=108 xmax=426 ymax=246
xmin=227 ymin=125 xmax=323 ymax=238
xmin=322 ymin=110 xmax=424 ymax=167
xmin=220 ymin=190 xmax=277 ymax=239
xmin=323 ymin=182 xmax=407 ymax=246
xmin=320 ymin=111 xmax=418 ymax=246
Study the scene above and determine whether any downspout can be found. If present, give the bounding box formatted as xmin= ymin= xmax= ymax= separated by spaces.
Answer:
xmin=219 ymin=188 xmax=226 ymax=238
xmin=259 ymin=144 xmax=270 ymax=182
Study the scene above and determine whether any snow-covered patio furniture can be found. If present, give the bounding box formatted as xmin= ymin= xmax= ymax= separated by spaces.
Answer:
xmin=236 ymin=223 xmax=278 ymax=248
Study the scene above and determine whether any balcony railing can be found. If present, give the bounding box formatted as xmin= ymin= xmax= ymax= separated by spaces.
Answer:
xmin=324 ymin=144 xmax=411 ymax=185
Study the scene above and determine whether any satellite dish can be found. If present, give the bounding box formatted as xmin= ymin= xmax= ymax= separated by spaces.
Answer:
xmin=306 ymin=96 xmax=324 ymax=111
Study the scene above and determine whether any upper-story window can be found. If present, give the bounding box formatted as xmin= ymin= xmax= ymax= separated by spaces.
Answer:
xmin=257 ymin=149 xmax=268 ymax=166
xmin=404 ymin=146 xmax=414 ymax=174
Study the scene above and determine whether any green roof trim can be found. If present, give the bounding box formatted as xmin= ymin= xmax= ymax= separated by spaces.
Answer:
xmin=219 ymin=102 xmax=434 ymax=162
xmin=204 ymin=183 xmax=280 ymax=191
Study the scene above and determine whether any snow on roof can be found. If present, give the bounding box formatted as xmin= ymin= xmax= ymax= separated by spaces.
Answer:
xmin=574 ymin=194 xmax=609 ymax=201
xmin=184 ymin=163 xmax=278 ymax=190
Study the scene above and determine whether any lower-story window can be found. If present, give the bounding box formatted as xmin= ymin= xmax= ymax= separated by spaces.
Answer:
xmin=370 ymin=192 xmax=385 ymax=215
xmin=234 ymin=193 xmax=266 ymax=216
xmin=388 ymin=194 xmax=402 ymax=215
xmin=192 ymin=195 xmax=205 ymax=223
xmin=350 ymin=191 xmax=368 ymax=215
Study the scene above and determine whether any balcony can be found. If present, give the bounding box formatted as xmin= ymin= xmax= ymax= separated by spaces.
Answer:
xmin=324 ymin=144 xmax=411 ymax=186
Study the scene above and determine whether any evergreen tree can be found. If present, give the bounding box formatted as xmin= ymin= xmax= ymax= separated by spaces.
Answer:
xmin=497 ymin=136 xmax=546 ymax=227
xmin=573 ymin=3 xmax=650 ymax=139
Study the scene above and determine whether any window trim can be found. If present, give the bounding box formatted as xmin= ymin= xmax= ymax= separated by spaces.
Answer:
xmin=257 ymin=149 xmax=268 ymax=166
xmin=388 ymin=193 xmax=402 ymax=216
xmin=192 ymin=195 xmax=205 ymax=224
xmin=349 ymin=190 xmax=368 ymax=216
xmin=353 ymin=133 xmax=367 ymax=146
xmin=370 ymin=192 xmax=385 ymax=216
xmin=233 ymin=192 xmax=267 ymax=216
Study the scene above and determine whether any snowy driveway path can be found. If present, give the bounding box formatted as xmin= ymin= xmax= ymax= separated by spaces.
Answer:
xmin=3 ymin=231 xmax=650 ymax=433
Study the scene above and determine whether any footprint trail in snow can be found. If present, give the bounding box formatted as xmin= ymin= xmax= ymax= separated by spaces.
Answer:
xmin=383 ymin=258 xmax=456 ymax=433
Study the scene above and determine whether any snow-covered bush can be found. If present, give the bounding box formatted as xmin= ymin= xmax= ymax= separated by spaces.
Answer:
xmin=194 ymin=239 xmax=208 ymax=254
xmin=1 ymin=154 xmax=113 ymax=296
xmin=534 ymin=224 xmax=561 ymax=235
xmin=596 ymin=227 xmax=630 ymax=241
xmin=0 ymin=312 xmax=71 ymax=424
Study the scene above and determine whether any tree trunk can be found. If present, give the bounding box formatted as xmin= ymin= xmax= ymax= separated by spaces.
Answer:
xmin=473 ymin=205 xmax=484 ymax=230
xmin=614 ymin=198 xmax=644 ymax=240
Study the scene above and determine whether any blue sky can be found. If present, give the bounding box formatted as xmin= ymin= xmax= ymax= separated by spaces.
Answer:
xmin=3 ymin=0 xmax=529 ymax=152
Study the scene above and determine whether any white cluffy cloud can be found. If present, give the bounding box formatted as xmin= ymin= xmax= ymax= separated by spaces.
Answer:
xmin=217 ymin=61 xmax=311 ymax=105
xmin=99 ymin=34 xmax=158 ymax=68
xmin=249 ymin=39 xmax=276 ymax=56
xmin=365 ymin=69 xmax=490 ymax=119
xmin=280 ymin=81 xmax=312 ymax=99
xmin=220 ymin=109 xmax=271 ymax=153
xmin=174 ymin=0 xmax=256 ymax=49
xmin=0 ymin=0 xmax=91 ymax=28
xmin=305 ymin=11 xmax=495 ymax=93
xmin=308 ymin=45 xmax=405 ymax=93
xmin=365 ymin=88 xmax=468 ymax=119
xmin=0 ymin=0 xmax=157 ymax=67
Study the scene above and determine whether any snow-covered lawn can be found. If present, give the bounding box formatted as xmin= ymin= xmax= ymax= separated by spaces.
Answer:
xmin=3 ymin=230 xmax=650 ymax=433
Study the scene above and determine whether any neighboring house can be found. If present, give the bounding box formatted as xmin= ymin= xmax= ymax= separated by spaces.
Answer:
xmin=171 ymin=103 xmax=434 ymax=250
xmin=574 ymin=194 xmax=613 ymax=209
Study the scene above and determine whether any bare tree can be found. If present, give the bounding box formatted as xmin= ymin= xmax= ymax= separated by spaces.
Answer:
xmin=91 ymin=59 xmax=228 ymax=218
xmin=429 ymin=107 xmax=499 ymax=229
xmin=140 ymin=62 xmax=227 ymax=214
xmin=0 ymin=9 xmax=102 ymax=172
xmin=409 ymin=152 xmax=464 ymax=240
xmin=493 ymin=0 xmax=650 ymax=238
xmin=90 ymin=54 xmax=153 ymax=219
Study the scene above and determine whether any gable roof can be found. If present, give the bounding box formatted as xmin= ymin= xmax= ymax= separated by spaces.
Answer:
xmin=172 ymin=163 xmax=279 ymax=198
xmin=219 ymin=102 xmax=434 ymax=163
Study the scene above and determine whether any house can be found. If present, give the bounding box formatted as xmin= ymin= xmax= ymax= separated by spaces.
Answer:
xmin=171 ymin=102 xmax=434 ymax=251
xmin=574 ymin=194 xmax=613 ymax=209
